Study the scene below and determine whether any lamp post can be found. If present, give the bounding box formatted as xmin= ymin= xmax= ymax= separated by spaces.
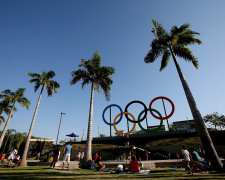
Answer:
xmin=56 ymin=112 xmax=66 ymax=145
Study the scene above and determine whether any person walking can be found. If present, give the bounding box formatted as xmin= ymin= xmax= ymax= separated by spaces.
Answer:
xmin=50 ymin=146 xmax=60 ymax=169
xmin=180 ymin=146 xmax=193 ymax=174
xmin=77 ymin=151 xmax=81 ymax=161
xmin=62 ymin=142 xmax=72 ymax=170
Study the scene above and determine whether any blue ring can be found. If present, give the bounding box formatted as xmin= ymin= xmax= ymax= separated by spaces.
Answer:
xmin=102 ymin=104 xmax=123 ymax=126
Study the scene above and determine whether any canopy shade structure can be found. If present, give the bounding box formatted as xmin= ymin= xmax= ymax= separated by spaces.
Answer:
xmin=66 ymin=133 xmax=79 ymax=142
xmin=66 ymin=133 xmax=79 ymax=137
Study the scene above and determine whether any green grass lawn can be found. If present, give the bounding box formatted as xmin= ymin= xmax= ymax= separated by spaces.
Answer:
xmin=0 ymin=165 xmax=225 ymax=180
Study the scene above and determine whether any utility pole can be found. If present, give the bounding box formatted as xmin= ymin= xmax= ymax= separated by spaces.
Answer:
xmin=162 ymin=99 xmax=170 ymax=130
xmin=81 ymin=129 xmax=84 ymax=141
xmin=98 ymin=126 xmax=100 ymax=137
xmin=56 ymin=112 xmax=66 ymax=145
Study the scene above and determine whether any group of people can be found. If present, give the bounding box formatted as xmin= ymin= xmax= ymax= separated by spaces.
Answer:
xmin=179 ymin=145 xmax=211 ymax=174
xmin=49 ymin=142 xmax=86 ymax=170
xmin=1 ymin=148 xmax=21 ymax=167
xmin=120 ymin=151 xmax=149 ymax=161
xmin=1 ymin=142 xmax=218 ymax=174
xmin=48 ymin=142 xmax=72 ymax=170
xmin=93 ymin=152 xmax=141 ymax=172
xmin=76 ymin=151 xmax=84 ymax=161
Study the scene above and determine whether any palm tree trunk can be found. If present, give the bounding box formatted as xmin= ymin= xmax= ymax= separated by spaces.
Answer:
xmin=20 ymin=85 xmax=44 ymax=167
xmin=0 ymin=104 xmax=14 ymax=148
xmin=83 ymin=82 xmax=94 ymax=166
xmin=169 ymin=47 xmax=223 ymax=170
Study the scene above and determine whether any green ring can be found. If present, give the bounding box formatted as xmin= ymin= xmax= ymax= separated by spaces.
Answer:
xmin=137 ymin=108 xmax=163 ymax=133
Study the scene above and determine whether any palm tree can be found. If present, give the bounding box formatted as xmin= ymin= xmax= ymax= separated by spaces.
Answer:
xmin=144 ymin=20 xmax=223 ymax=170
xmin=1 ymin=129 xmax=16 ymax=153
xmin=0 ymin=88 xmax=30 ymax=148
xmin=20 ymin=71 xmax=60 ymax=166
xmin=71 ymin=51 xmax=115 ymax=168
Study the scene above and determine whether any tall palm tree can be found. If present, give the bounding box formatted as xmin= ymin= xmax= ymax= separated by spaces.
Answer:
xmin=144 ymin=20 xmax=223 ymax=170
xmin=71 ymin=51 xmax=115 ymax=168
xmin=0 ymin=88 xmax=30 ymax=148
xmin=20 ymin=71 xmax=60 ymax=166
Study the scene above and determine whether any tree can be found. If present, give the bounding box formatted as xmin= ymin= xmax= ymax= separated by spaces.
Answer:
xmin=144 ymin=20 xmax=223 ymax=170
xmin=204 ymin=112 xmax=224 ymax=130
xmin=0 ymin=88 xmax=30 ymax=148
xmin=71 ymin=51 xmax=115 ymax=168
xmin=1 ymin=129 xmax=16 ymax=153
xmin=20 ymin=71 xmax=60 ymax=167
xmin=220 ymin=115 xmax=225 ymax=129
xmin=13 ymin=132 xmax=27 ymax=150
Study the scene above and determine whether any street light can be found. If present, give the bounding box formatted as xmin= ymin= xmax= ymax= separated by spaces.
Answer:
xmin=56 ymin=112 xmax=66 ymax=145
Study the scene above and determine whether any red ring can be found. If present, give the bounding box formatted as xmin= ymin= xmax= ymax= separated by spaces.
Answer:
xmin=149 ymin=96 xmax=175 ymax=120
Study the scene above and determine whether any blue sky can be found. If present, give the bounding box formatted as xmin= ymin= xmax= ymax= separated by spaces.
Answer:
xmin=1 ymin=0 xmax=225 ymax=142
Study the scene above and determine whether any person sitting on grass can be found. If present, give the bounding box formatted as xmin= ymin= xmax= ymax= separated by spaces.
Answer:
xmin=192 ymin=160 xmax=210 ymax=173
xmin=192 ymin=153 xmax=211 ymax=173
xmin=190 ymin=148 xmax=202 ymax=162
xmin=13 ymin=154 xmax=21 ymax=166
xmin=95 ymin=156 xmax=105 ymax=170
xmin=129 ymin=156 xmax=140 ymax=172
xmin=7 ymin=148 xmax=18 ymax=167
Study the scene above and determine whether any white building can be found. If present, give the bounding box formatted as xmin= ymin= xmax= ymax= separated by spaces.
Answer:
xmin=172 ymin=120 xmax=196 ymax=132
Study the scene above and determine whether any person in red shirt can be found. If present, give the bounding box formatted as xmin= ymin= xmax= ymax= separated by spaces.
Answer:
xmin=129 ymin=156 xmax=140 ymax=172
xmin=93 ymin=153 xmax=98 ymax=163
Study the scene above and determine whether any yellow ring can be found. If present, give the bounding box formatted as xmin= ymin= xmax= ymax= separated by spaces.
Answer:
xmin=113 ymin=112 xmax=136 ymax=136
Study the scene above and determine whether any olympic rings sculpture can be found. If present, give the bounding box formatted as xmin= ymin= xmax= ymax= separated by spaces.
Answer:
xmin=102 ymin=96 xmax=175 ymax=136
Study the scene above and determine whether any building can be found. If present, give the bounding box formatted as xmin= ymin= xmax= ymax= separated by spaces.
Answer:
xmin=172 ymin=120 xmax=196 ymax=132
xmin=147 ymin=125 xmax=166 ymax=132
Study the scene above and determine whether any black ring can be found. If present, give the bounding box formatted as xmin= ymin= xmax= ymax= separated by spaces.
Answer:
xmin=124 ymin=100 xmax=147 ymax=123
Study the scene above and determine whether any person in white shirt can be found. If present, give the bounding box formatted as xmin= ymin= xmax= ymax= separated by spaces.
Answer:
xmin=7 ymin=148 xmax=18 ymax=166
xmin=180 ymin=146 xmax=193 ymax=174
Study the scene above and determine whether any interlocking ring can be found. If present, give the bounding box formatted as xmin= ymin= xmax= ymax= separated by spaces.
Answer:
xmin=149 ymin=96 xmax=175 ymax=120
xmin=124 ymin=100 xmax=147 ymax=123
xmin=138 ymin=108 xmax=163 ymax=133
xmin=113 ymin=112 xmax=136 ymax=136
xmin=102 ymin=96 xmax=175 ymax=136
xmin=102 ymin=104 xmax=123 ymax=126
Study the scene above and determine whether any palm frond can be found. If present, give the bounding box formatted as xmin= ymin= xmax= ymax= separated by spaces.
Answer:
xmin=160 ymin=50 xmax=171 ymax=71
xmin=0 ymin=115 xmax=5 ymax=126
xmin=34 ymin=83 xmax=41 ymax=92
xmin=47 ymin=88 xmax=53 ymax=97
xmin=81 ymin=76 xmax=92 ymax=88
xmin=28 ymin=78 xmax=40 ymax=84
xmin=71 ymin=69 xmax=89 ymax=85
xmin=100 ymin=84 xmax=111 ymax=101
xmin=177 ymin=35 xmax=202 ymax=45
xmin=46 ymin=71 xmax=56 ymax=79
xmin=151 ymin=19 xmax=168 ymax=38
xmin=92 ymin=51 xmax=101 ymax=67
xmin=27 ymin=73 xmax=40 ymax=78
xmin=17 ymin=97 xmax=30 ymax=110
xmin=171 ymin=24 xmax=190 ymax=36
xmin=49 ymin=80 xmax=60 ymax=93
xmin=173 ymin=45 xmax=198 ymax=69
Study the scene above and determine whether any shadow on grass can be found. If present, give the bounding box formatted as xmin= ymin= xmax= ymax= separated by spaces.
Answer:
xmin=1 ymin=166 xmax=225 ymax=179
